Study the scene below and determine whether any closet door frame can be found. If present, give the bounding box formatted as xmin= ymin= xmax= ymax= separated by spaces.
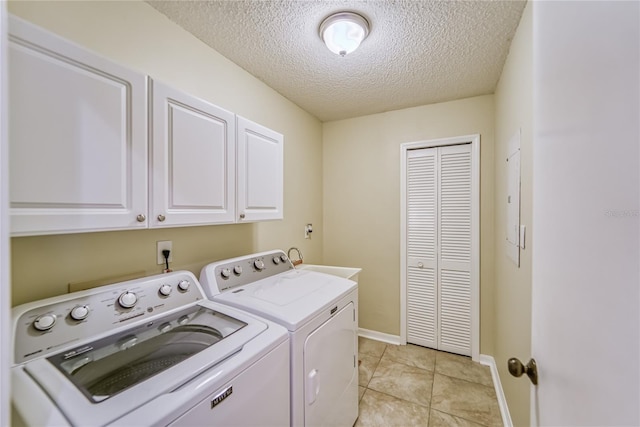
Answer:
xmin=400 ymin=134 xmax=480 ymax=361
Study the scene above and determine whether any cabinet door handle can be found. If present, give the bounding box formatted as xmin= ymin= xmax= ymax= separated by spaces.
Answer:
xmin=239 ymin=213 xmax=245 ymax=220
xmin=136 ymin=214 xmax=146 ymax=223
xmin=157 ymin=214 xmax=166 ymax=222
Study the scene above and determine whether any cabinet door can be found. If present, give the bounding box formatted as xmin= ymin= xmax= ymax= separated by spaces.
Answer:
xmin=151 ymin=81 xmax=235 ymax=227
xmin=236 ymin=117 xmax=283 ymax=222
xmin=8 ymin=16 xmax=148 ymax=236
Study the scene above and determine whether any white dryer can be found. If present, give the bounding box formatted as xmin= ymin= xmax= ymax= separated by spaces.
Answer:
xmin=200 ymin=250 xmax=359 ymax=427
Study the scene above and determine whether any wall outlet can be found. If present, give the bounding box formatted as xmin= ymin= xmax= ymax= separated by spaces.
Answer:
xmin=157 ymin=241 xmax=173 ymax=265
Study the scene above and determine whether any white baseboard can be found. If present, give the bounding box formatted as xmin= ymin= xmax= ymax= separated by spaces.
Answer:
xmin=358 ymin=328 xmax=402 ymax=345
xmin=479 ymin=354 xmax=512 ymax=427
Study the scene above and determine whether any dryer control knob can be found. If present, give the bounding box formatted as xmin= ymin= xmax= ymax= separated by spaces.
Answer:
xmin=273 ymin=256 xmax=281 ymax=265
xmin=233 ymin=265 xmax=243 ymax=275
xmin=280 ymin=254 xmax=289 ymax=263
xmin=33 ymin=313 xmax=57 ymax=331
xmin=178 ymin=280 xmax=190 ymax=291
xmin=254 ymin=259 xmax=265 ymax=271
xmin=118 ymin=291 xmax=138 ymax=309
xmin=221 ymin=268 xmax=231 ymax=279
xmin=159 ymin=284 xmax=172 ymax=296
xmin=70 ymin=305 xmax=90 ymax=321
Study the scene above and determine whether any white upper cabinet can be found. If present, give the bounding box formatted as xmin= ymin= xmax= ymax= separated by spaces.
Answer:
xmin=151 ymin=81 xmax=235 ymax=227
xmin=236 ymin=117 xmax=284 ymax=222
xmin=8 ymin=16 xmax=148 ymax=236
xmin=8 ymin=16 xmax=284 ymax=236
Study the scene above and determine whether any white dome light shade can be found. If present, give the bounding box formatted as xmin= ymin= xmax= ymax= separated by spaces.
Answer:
xmin=319 ymin=12 xmax=370 ymax=57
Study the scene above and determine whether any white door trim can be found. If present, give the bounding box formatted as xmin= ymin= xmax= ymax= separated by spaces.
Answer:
xmin=400 ymin=134 xmax=480 ymax=361
xmin=0 ymin=3 xmax=10 ymax=424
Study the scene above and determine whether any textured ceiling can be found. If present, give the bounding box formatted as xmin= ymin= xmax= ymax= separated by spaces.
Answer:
xmin=147 ymin=1 xmax=527 ymax=122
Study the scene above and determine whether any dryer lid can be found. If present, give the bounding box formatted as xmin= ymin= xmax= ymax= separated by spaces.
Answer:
xmin=213 ymin=270 xmax=357 ymax=330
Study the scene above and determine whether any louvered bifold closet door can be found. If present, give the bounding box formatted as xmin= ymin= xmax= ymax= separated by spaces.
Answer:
xmin=406 ymin=149 xmax=438 ymax=349
xmin=438 ymin=144 xmax=472 ymax=356
xmin=406 ymin=144 xmax=472 ymax=357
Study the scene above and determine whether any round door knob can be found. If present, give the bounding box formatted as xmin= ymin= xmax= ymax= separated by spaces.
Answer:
xmin=159 ymin=284 xmax=172 ymax=296
xmin=136 ymin=214 xmax=146 ymax=223
xmin=254 ymin=259 xmax=265 ymax=271
xmin=233 ymin=265 xmax=243 ymax=275
xmin=508 ymin=357 xmax=538 ymax=385
xmin=221 ymin=268 xmax=231 ymax=279
xmin=178 ymin=279 xmax=190 ymax=291
xmin=273 ymin=256 xmax=281 ymax=265
xmin=239 ymin=213 xmax=246 ymax=220
xmin=118 ymin=291 xmax=138 ymax=309
xmin=157 ymin=214 xmax=166 ymax=222
xmin=417 ymin=262 xmax=424 ymax=268
xmin=70 ymin=305 xmax=90 ymax=321
xmin=33 ymin=314 xmax=57 ymax=331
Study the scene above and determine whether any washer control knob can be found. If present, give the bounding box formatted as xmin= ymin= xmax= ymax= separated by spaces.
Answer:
xmin=280 ymin=254 xmax=289 ymax=263
xmin=118 ymin=291 xmax=138 ymax=309
xmin=118 ymin=335 xmax=138 ymax=350
xmin=221 ymin=268 xmax=231 ymax=279
xmin=234 ymin=265 xmax=243 ymax=275
xmin=33 ymin=314 xmax=57 ymax=331
xmin=158 ymin=322 xmax=172 ymax=333
xmin=254 ymin=259 xmax=265 ymax=271
xmin=273 ymin=256 xmax=281 ymax=265
xmin=178 ymin=315 xmax=190 ymax=325
xmin=70 ymin=305 xmax=90 ymax=321
xmin=159 ymin=284 xmax=172 ymax=296
xmin=178 ymin=279 xmax=190 ymax=291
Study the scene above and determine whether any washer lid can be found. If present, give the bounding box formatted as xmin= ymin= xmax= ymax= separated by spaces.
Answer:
xmin=213 ymin=270 xmax=357 ymax=330
xmin=19 ymin=300 xmax=275 ymax=427
xmin=46 ymin=305 xmax=247 ymax=403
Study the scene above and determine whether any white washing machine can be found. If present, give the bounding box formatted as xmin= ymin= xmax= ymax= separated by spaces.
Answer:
xmin=199 ymin=250 xmax=359 ymax=427
xmin=11 ymin=271 xmax=290 ymax=426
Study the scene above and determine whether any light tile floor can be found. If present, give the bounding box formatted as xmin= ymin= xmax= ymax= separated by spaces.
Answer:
xmin=356 ymin=337 xmax=502 ymax=427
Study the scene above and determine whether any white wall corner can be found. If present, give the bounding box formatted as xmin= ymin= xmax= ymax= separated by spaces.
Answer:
xmin=479 ymin=354 xmax=513 ymax=427
xmin=358 ymin=328 xmax=402 ymax=345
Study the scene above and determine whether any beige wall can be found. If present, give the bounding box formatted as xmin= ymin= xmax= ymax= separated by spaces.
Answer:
xmin=8 ymin=1 xmax=324 ymax=306
xmin=493 ymin=2 xmax=532 ymax=426
xmin=322 ymin=95 xmax=495 ymax=353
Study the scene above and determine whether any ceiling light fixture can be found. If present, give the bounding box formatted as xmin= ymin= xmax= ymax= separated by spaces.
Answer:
xmin=319 ymin=11 xmax=370 ymax=57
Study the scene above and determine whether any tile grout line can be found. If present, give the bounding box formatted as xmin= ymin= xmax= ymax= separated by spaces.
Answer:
xmin=358 ymin=339 xmax=501 ymax=427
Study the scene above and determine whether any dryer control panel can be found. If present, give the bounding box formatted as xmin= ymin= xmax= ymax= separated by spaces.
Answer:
xmin=200 ymin=250 xmax=294 ymax=294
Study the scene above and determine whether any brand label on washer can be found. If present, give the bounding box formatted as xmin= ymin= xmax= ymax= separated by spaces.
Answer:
xmin=211 ymin=386 xmax=233 ymax=409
